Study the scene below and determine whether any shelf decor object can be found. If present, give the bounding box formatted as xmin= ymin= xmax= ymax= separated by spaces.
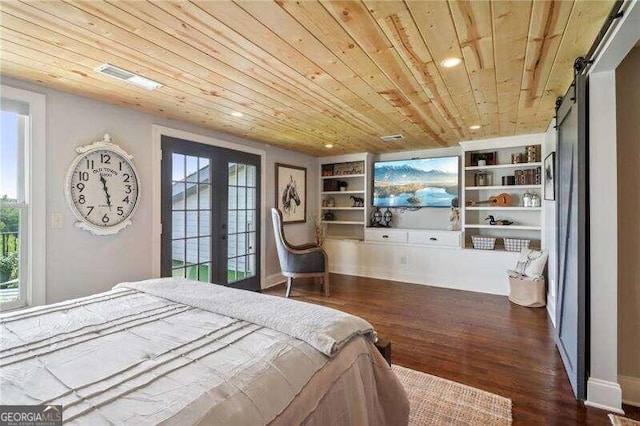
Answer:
xmin=471 ymin=236 xmax=496 ymax=250
xmin=276 ymin=163 xmax=306 ymax=224
xmin=503 ymin=238 xmax=531 ymax=252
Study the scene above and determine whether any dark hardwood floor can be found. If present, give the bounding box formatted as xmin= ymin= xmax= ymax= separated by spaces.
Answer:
xmin=264 ymin=274 xmax=638 ymax=425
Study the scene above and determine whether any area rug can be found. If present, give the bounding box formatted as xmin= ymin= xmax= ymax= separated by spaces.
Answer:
xmin=610 ymin=414 xmax=640 ymax=425
xmin=392 ymin=364 xmax=512 ymax=425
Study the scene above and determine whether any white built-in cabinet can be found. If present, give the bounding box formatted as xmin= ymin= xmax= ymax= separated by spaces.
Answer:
xmin=317 ymin=134 xmax=546 ymax=296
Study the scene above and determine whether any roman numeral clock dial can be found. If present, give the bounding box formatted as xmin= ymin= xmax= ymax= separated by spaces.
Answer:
xmin=65 ymin=134 xmax=140 ymax=235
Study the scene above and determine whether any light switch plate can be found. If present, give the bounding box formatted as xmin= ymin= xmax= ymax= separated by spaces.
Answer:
xmin=52 ymin=213 xmax=64 ymax=229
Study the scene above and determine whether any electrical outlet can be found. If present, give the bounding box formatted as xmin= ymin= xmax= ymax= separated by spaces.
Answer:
xmin=400 ymin=256 xmax=408 ymax=265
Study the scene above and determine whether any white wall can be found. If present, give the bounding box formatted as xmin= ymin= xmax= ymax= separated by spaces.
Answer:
xmin=375 ymin=146 xmax=461 ymax=230
xmin=1 ymin=77 xmax=317 ymax=303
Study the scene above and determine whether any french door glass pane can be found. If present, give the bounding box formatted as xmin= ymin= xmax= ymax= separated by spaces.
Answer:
xmin=227 ymin=162 xmax=257 ymax=284
xmin=198 ymin=237 xmax=210 ymax=263
xmin=171 ymin=154 xmax=212 ymax=282
xmin=185 ymin=156 xmax=198 ymax=180
xmin=172 ymin=240 xmax=185 ymax=265
xmin=172 ymin=182 xmax=185 ymax=210
xmin=172 ymin=154 xmax=185 ymax=180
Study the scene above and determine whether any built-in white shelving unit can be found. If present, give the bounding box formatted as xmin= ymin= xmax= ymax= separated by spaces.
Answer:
xmin=460 ymin=135 xmax=545 ymax=252
xmin=318 ymin=153 xmax=372 ymax=241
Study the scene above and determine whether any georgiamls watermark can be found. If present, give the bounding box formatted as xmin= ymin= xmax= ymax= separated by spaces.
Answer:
xmin=0 ymin=405 xmax=62 ymax=426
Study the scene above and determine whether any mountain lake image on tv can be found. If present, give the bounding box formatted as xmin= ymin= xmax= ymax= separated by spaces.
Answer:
xmin=373 ymin=157 xmax=459 ymax=207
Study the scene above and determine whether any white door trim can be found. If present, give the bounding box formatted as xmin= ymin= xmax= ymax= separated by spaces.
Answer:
xmin=151 ymin=125 xmax=267 ymax=287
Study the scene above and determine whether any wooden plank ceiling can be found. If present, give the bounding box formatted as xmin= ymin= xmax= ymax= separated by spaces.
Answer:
xmin=0 ymin=1 xmax=613 ymax=156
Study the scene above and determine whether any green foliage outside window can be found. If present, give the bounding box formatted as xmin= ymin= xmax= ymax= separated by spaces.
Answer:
xmin=0 ymin=197 xmax=20 ymax=285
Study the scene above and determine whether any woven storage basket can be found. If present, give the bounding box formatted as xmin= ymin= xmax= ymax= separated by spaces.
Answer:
xmin=503 ymin=238 xmax=531 ymax=252
xmin=508 ymin=275 xmax=546 ymax=307
xmin=471 ymin=236 xmax=496 ymax=250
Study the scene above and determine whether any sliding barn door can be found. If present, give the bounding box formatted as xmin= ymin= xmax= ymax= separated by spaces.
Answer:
xmin=555 ymin=72 xmax=588 ymax=399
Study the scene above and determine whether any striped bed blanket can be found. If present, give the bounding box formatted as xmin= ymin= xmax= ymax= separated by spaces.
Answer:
xmin=0 ymin=279 xmax=408 ymax=425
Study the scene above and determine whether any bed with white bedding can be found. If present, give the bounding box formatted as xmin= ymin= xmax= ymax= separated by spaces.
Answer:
xmin=0 ymin=278 xmax=409 ymax=425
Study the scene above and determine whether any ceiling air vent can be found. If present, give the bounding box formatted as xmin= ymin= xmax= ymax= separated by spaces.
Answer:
xmin=94 ymin=63 xmax=163 ymax=90
xmin=380 ymin=134 xmax=405 ymax=142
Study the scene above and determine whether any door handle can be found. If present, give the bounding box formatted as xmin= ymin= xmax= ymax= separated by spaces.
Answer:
xmin=430 ymin=237 xmax=437 ymax=241
xmin=382 ymin=235 xmax=389 ymax=239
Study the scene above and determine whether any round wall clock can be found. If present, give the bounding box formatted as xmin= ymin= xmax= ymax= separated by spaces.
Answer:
xmin=65 ymin=133 xmax=140 ymax=235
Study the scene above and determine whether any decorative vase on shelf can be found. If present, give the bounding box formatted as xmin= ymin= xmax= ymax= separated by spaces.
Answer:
xmin=523 ymin=191 xmax=532 ymax=207
xmin=371 ymin=207 xmax=383 ymax=227
xmin=382 ymin=208 xmax=393 ymax=227
xmin=531 ymin=193 xmax=541 ymax=207
xmin=477 ymin=159 xmax=487 ymax=167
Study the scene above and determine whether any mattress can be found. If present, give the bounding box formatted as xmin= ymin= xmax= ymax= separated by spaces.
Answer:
xmin=0 ymin=279 xmax=409 ymax=425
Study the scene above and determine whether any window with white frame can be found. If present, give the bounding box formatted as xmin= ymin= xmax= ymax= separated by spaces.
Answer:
xmin=0 ymin=86 xmax=46 ymax=311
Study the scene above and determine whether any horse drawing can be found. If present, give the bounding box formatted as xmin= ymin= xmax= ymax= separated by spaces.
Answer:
xmin=281 ymin=175 xmax=301 ymax=215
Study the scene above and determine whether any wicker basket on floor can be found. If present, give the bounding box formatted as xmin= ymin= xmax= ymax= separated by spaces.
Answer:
xmin=508 ymin=273 xmax=546 ymax=307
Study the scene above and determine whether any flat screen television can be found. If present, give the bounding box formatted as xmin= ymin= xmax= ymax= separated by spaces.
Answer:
xmin=373 ymin=156 xmax=459 ymax=208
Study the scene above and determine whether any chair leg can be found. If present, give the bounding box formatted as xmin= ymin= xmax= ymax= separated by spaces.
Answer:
xmin=285 ymin=277 xmax=292 ymax=298
xmin=323 ymin=272 xmax=330 ymax=297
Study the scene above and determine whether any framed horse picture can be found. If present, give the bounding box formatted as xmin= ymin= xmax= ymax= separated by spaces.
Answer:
xmin=275 ymin=163 xmax=307 ymax=224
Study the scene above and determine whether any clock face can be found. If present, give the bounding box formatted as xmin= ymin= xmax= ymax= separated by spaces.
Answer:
xmin=68 ymin=148 xmax=139 ymax=232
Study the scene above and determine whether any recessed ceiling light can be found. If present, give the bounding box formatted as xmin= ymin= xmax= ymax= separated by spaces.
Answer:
xmin=469 ymin=125 xmax=481 ymax=130
xmin=94 ymin=63 xmax=163 ymax=90
xmin=231 ymin=111 xmax=244 ymax=117
xmin=441 ymin=57 xmax=462 ymax=68
xmin=324 ymin=143 xmax=334 ymax=148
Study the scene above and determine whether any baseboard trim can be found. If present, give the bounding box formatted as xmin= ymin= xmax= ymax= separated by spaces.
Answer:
xmin=262 ymin=273 xmax=285 ymax=289
xmin=546 ymin=293 xmax=556 ymax=328
xmin=586 ymin=377 xmax=624 ymax=413
xmin=619 ymin=375 xmax=640 ymax=408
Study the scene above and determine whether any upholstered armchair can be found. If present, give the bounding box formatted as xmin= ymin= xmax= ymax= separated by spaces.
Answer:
xmin=271 ymin=208 xmax=330 ymax=298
